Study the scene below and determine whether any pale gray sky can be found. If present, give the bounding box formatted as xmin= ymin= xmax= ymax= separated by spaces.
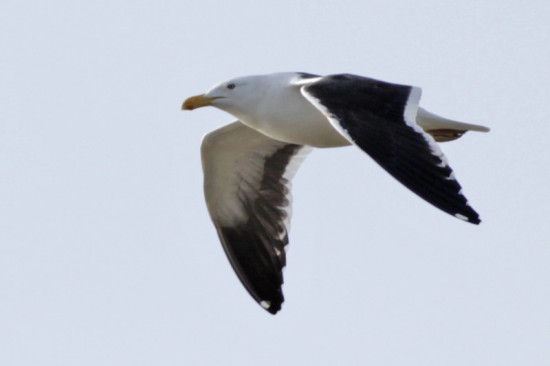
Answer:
xmin=1 ymin=0 xmax=549 ymax=365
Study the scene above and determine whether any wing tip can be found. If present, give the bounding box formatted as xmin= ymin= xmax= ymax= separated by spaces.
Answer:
xmin=454 ymin=211 xmax=481 ymax=225
xmin=260 ymin=298 xmax=283 ymax=315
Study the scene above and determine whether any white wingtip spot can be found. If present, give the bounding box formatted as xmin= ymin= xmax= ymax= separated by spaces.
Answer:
xmin=455 ymin=213 xmax=469 ymax=221
xmin=260 ymin=300 xmax=271 ymax=309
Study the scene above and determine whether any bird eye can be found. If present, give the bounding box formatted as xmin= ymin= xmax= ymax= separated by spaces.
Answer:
xmin=227 ymin=83 xmax=236 ymax=90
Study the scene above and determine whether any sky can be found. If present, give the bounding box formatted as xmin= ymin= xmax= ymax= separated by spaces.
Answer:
xmin=1 ymin=0 xmax=550 ymax=365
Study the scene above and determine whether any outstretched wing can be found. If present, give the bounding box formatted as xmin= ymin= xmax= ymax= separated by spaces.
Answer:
xmin=301 ymin=74 xmax=481 ymax=224
xmin=201 ymin=121 xmax=310 ymax=314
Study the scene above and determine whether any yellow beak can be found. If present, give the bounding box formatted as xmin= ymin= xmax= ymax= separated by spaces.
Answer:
xmin=181 ymin=94 xmax=220 ymax=110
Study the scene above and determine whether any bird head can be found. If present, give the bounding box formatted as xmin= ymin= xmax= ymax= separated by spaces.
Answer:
xmin=181 ymin=75 xmax=263 ymax=114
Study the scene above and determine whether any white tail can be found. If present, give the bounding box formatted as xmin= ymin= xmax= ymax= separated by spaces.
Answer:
xmin=416 ymin=108 xmax=490 ymax=142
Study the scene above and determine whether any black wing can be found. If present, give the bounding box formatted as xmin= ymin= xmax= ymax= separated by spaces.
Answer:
xmin=302 ymin=74 xmax=481 ymax=224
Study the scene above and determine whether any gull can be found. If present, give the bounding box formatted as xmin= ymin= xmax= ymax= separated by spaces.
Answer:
xmin=182 ymin=72 xmax=489 ymax=314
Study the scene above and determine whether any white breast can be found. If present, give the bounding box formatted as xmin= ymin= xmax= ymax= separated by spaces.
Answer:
xmin=239 ymin=81 xmax=351 ymax=148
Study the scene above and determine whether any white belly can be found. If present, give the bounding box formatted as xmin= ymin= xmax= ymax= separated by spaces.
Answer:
xmin=238 ymin=87 xmax=351 ymax=148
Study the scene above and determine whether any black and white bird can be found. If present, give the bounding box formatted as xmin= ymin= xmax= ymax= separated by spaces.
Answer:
xmin=182 ymin=72 xmax=489 ymax=314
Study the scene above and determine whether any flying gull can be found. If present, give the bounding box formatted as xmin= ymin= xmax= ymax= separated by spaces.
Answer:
xmin=182 ymin=72 xmax=489 ymax=314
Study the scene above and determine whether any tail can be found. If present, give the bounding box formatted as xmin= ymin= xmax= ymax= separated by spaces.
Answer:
xmin=416 ymin=108 xmax=490 ymax=142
